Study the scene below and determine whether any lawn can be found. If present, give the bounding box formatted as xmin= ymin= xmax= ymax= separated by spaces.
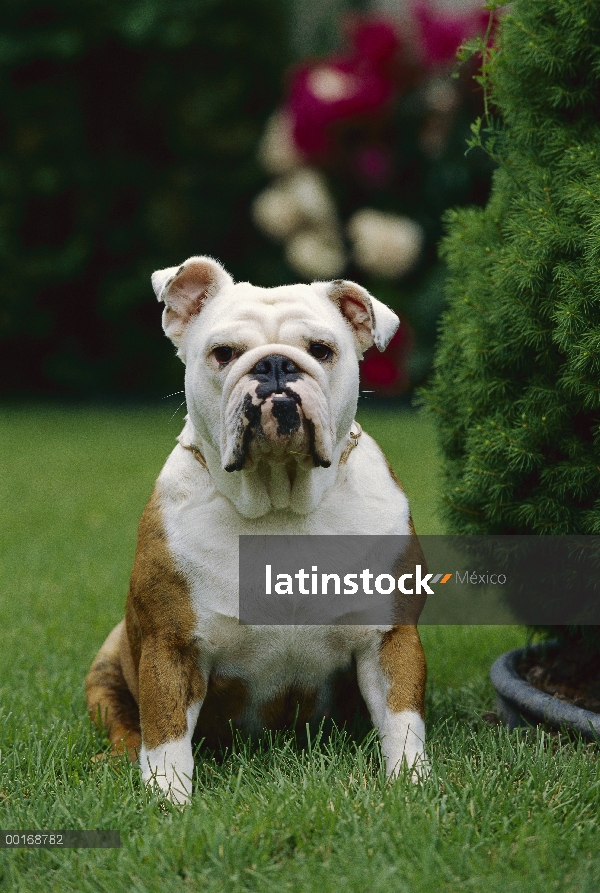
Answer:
xmin=0 ymin=403 xmax=598 ymax=892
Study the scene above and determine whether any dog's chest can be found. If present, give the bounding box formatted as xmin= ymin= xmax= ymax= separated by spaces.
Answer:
xmin=160 ymin=495 xmax=372 ymax=700
xmin=154 ymin=435 xmax=410 ymax=718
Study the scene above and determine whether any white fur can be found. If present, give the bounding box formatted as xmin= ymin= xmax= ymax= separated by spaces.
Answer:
xmin=140 ymin=703 xmax=202 ymax=805
xmin=151 ymin=264 xmax=181 ymax=301
xmin=140 ymin=257 xmax=426 ymax=801
xmin=384 ymin=711 xmax=429 ymax=782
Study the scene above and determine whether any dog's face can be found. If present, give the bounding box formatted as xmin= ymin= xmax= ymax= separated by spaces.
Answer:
xmin=152 ymin=257 xmax=399 ymax=515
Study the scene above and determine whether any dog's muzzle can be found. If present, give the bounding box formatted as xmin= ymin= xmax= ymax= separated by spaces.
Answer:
xmin=220 ymin=347 xmax=334 ymax=473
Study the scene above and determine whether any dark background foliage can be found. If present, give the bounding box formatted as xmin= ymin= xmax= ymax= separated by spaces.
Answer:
xmin=0 ymin=0 xmax=291 ymax=396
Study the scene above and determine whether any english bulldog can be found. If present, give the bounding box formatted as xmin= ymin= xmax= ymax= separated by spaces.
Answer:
xmin=86 ymin=256 xmax=428 ymax=804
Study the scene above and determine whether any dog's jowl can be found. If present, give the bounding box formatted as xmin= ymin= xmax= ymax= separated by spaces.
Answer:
xmin=86 ymin=256 xmax=429 ymax=804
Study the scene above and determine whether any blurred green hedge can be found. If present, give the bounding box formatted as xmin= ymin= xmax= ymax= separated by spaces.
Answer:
xmin=0 ymin=0 xmax=291 ymax=395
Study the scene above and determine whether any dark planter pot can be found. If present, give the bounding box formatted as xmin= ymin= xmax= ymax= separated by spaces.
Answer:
xmin=490 ymin=645 xmax=600 ymax=740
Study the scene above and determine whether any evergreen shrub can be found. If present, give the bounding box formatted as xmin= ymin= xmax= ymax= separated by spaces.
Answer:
xmin=423 ymin=0 xmax=600 ymax=651
xmin=0 ymin=0 xmax=289 ymax=394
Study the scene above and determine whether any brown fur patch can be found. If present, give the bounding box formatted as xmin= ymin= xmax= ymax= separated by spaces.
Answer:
xmin=118 ymin=616 xmax=139 ymax=703
xmin=86 ymin=488 xmax=206 ymax=756
xmin=380 ymin=449 xmax=428 ymax=715
xmin=137 ymin=640 xmax=205 ymax=751
xmin=85 ymin=621 xmax=141 ymax=760
xmin=379 ymin=626 xmax=426 ymax=718
xmin=370 ymin=434 xmax=427 ymax=621
xmin=261 ymin=685 xmax=318 ymax=729
xmin=127 ymin=487 xmax=206 ymax=751
xmin=391 ymin=533 xmax=427 ymax=624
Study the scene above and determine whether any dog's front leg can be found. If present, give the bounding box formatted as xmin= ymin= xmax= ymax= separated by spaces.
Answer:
xmin=137 ymin=637 xmax=206 ymax=805
xmin=355 ymin=626 xmax=428 ymax=781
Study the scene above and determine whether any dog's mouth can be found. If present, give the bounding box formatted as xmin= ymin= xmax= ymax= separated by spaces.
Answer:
xmin=220 ymin=352 xmax=334 ymax=472
xmin=224 ymin=388 xmax=325 ymax=473
xmin=266 ymin=389 xmax=303 ymax=438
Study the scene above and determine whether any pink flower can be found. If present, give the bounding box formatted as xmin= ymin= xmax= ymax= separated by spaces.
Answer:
xmin=413 ymin=1 xmax=489 ymax=69
xmin=346 ymin=17 xmax=401 ymax=68
xmin=286 ymin=18 xmax=401 ymax=159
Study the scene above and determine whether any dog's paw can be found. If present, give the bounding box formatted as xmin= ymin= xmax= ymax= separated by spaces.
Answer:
xmin=140 ymin=743 xmax=194 ymax=806
xmin=143 ymin=766 xmax=193 ymax=806
xmin=387 ymin=751 xmax=430 ymax=784
xmin=150 ymin=776 xmax=192 ymax=806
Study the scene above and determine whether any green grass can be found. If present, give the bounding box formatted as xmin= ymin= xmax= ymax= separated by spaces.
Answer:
xmin=0 ymin=404 xmax=598 ymax=892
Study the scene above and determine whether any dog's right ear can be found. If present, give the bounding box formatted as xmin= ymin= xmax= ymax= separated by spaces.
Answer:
xmin=152 ymin=256 xmax=234 ymax=353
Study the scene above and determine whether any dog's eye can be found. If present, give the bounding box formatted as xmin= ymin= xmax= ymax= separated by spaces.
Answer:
xmin=308 ymin=342 xmax=332 ymax=362
xmin=212 ymin=346 xmax=234 ymax=365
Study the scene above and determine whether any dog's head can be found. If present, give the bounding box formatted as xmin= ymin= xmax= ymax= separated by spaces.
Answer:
xmin=152 ymin=256 xmax=398 ymax=516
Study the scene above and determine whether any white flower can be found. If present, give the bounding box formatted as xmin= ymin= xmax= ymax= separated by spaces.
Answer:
xmin=347 ymin=209 xmax=424 ymax=278
xmin=285 ymin=168 xmax=337 ymax=227
xmin=285 ymin=230 xmax=346 ymax=280
xmin=252 ymin=164 xmax=343 ymax=275
xmin=252 ymin=168 xmax=338 ymax=242
xmin=424 ymin=77 xmax=459 ymax=115
xmin=257 ymin=111 xmax=303 ymax=176
xmin=306 ymin=66 xmax=358 ymax=102
xmin=252 ymin=185 xmax=303 ymax=241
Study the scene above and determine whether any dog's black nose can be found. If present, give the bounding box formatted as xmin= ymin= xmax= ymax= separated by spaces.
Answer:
xmin=251 ymin=354 xmax=300 ymax=397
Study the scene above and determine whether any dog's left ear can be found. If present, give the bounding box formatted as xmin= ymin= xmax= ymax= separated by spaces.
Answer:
xmin=315 ymin=279 xmax=399 ymax=353
xmin=152 ymin=256 xmax=234 ymax=351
